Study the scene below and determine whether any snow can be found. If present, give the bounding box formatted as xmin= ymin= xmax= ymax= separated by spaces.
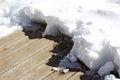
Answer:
xmin=1 ymin=0 xmax=120 ymax=79
xmin=98 ymin=62 xmax=114 ymax=76
xmin=104 ymin=75 xmax=120 ymax=80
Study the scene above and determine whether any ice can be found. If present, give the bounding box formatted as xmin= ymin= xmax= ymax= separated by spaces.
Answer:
xmin=98 ymin=62 xmax=114 ymax=76
xmin=1 ymin=0 xmax=120 ymax=79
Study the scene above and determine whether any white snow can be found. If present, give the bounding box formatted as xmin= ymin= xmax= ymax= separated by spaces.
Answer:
xmin=1 ymin=0 xmax=120 ymax=79
xmin=104 ymin=75 xmax=120 ymax=80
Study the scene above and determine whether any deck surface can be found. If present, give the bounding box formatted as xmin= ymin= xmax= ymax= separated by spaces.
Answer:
xmin=0 ymin=30 xmax=83 ymax=80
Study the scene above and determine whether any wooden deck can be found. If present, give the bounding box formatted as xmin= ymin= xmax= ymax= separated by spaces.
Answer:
xmin=0 ymin=30 xmax=83 ymax=80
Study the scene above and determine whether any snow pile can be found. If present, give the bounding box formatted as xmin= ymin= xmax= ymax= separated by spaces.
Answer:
xmin=1 ymin=0 xmax=120 ymax=79
xmin=0 ymin=0 xmax=32 ymax=38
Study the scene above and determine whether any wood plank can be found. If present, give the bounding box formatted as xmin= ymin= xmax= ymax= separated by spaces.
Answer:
xmin=42 ymin=71 xmax=76 ymax=80
xmin=0 ymin=43 xmax=54 ymax=80
xmin=0 ymin=38 xmax=54 ymax=75
xmin=68 ymin=72 xmax=84 ymax=80
xmin=0 ymin=31 xmax=25 ymax=47
xmin=19 ymin=63 xmax=53 ymax=80
xmin=0 ymin=37 xmax=30 ymax=60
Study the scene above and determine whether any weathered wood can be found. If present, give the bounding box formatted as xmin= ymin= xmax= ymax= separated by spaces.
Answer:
xmin=68 ymin=72 xmax=84 ymax=80
xmin=0 ymin=38 xmax=53 ymax=75
xmin=43 ymin=71 xmax=76 ymax=80
xmin=0 ymin=37 xmax=30 ymax=60
xmin=0 ymin=31 xmax=25 ymax=48
xmin=0 ymin=43 xmax=54 ymax=80
xmin=0 ymin=31 xmax=84 ymax=80
xmin=19 ymin=64 xmax=54 ymax=80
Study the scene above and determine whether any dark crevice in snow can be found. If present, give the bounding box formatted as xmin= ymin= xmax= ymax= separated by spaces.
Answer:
xmin=80 ymin=70 xmax=103 ymax=80
xmin=22 ymin=22 xmax=47 ymax=39
xmin=77 ymin=59 xmax=90 ymax=72
xmin=22 ymin=22 xmax=89 ymax=72
xmin=110 ymin=71 xmax=120 ymax=78
xmin=45 ymin=34 xmax=73 ymax=67
xmin=80 ymin=74 xmax=103 ymax=80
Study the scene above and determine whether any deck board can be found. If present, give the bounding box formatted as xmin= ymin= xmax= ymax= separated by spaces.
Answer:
xmin=0 ymin=31 xmax=25 ymax=48
xmin=43 ymin=71 xmax=76 ymax=80
xmin=68 ymin=72 xmax=84 ymax=80
xmin=0 ymin=44 xmax=54 ymax=80
xmin=19 ymin=64 xmax=53 ymax=80
xmin=0 ymin=38 xmax=53 ymax=75
xmin=0 ymin=31 xmax=83 ymax=80
xmin=0 ymin=37 xmax=30 ymax=60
